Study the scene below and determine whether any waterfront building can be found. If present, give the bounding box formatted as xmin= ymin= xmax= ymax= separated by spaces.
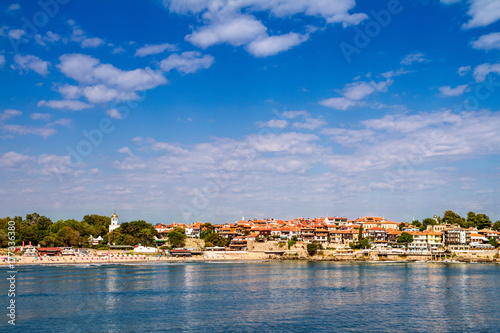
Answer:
xmin=314 ymin=229 xmax=329 ymax=244
xmin=300 ymin=227 xmax=315 ymax=243
xmin=329 ymin=230 xmax=343 ymax=244
xmin=443 ymin=228 xmax=471 ymax=250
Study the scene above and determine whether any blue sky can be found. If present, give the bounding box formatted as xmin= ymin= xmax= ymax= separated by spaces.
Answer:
xmin=1 ymin=0 xmax=500 ymax=224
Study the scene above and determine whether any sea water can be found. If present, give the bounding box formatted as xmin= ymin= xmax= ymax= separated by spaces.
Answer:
xmin=1 ymin=261 xmax=500 ymax=332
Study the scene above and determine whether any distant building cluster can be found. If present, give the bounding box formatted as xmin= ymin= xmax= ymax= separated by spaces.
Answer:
xmin=155 ymin=216 xmax=500 ymax=252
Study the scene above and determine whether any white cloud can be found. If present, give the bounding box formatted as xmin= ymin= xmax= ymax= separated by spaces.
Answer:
xmin=68 ymin=21 xmax=106 ymax=48
xmin=381 ymin=68 xmax=411 ymax=79
xmin=246 ymin=32 xmax=309 ymax=57
xmin=13 ymin=54 xmax=50 ymax=76
xmin=7 ymin=3 xmax=21 ymax=11
xmin=30 ymin=113 xmax=52 ymax=121
xmin=256 ymin=119 xmax=288 ymax=128
xmin=0 ymin=55 xmax=4 ymax=68
xmin=186 ymin=14 xmax=267 ymax=48
xmin=8 ymin=29 xmax=24 ymax=39
xmin=167 ymin=0 xmax=366 ymax=57
xmin=166 ymin=0 xmax=367 ymax=27
xmin=58 ymin=84 xmax=82 ymax=100
xmin=135 ymin=43 xmax=177 ymax=57
xmin=0 ymin=109 xmax=22 ymax=121
xmin=343 ymin=81 xmax=377 ymax=100
xmin=458 ymin=65 xmax=471 ymax=76
xmin=82 ymin=85 xmax=137 ymax=104
xmin=118 ymin=147 xmax=134 ymax=156
xmin=106 ymin=108 xmax=122 ymax=120
xmin=0 ymin=151 xmax=31 ymax=168
xmin=439 ymin=84 xmax=469 ymax=96
xmin=473 ymin=62 xmax=500 ymax=82
xmin=159 ymin=51 xmax=214 ymax=74
xmin=400 ymin=52 xmax=430 ymax=65
xmin=81 ymin=37 xmax=104 ymax=48
xmin=282 ymin=111 xmax=309 ymax=119
xmin=319 ymin=97 xmax=358 ymax=110
xmin=440 ymin=0 xmax=461 ymax=4
xmin=462 ymin=0 xmax=500 ymax=29
xmin=57 ymin=54 xmax=167 ymax=103
xmin=37 ymin=100 xmax=92 ymax=111
xmin=471 ymin=32 xmax=500 ymax=51
xmin=112 ymin=46 xmax=125 ymax=54
xmin=292 ymin=117 xmax=326 ymax=130
xmin=44 ymin=31 xmax=61 ymax=43
xmin=1 ymin=124 xmax=56 ymax=138
xmin=320 ymin=77 xmax=394 ymax=110
xmin=49 ymin=118 xmax=73 ymax=127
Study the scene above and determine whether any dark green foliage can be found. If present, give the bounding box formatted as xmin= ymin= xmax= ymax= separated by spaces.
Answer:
xmin=0 ymin=213 xmax=156 ymax=248
xmin=109 ymin=220 xmax=158 ymax=247
xmin=422 ymin=218 xmax=437 ymax=227
xmin=492 ymin=221 xmax=500 ymax=231
xmin=397 ymin=232 xmax=414 ymax=244
xmin=489 ymin=238 xmax=498 ymax=248
xmin=411 ymin=220 xmax=422 ymax=228
xmin=442 ymin=210 xmax=467 ymax=227
xmin=203 ymin=231 xmax=229 ymax=248
xmin=167 ymin=227 xmax=186 ymax=249
xmin=307 ymin=242 xmax=320 ymax=255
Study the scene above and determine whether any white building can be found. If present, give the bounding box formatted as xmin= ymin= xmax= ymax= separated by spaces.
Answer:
xmin=109 ymin=212 xmax=120 ymax=233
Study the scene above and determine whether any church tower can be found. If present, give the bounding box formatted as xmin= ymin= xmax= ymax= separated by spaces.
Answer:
xmin=109 ymin=211 xmax=120 ymax=233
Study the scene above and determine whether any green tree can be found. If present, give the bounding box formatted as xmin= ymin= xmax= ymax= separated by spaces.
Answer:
xmin=307 ymin=242 xmax=320 ymax=255
xmin=287 ymin=236 xmax=298 ymax=250
xmin=358 ymin=238 xmax=371 ymax=249
xmin=489 ymin=238 xmax=498 ymax=248
xmin=411 ymin=220 xmax=422 ymax=228
xmin=492 ymin=221 xmax=500 ymax=231
xmin=56 ymin=226 xmax=80 ymax=247
xmin=40 ymin=235 xmax=56 ymax=247
xmin=476 ymin=214 xmax=492 ymax=230
xmin=397 ymin=232 xmax=414 ymax=249
xmin=422 ymin=218 xmax=437 ymax=227
xmin=167 ymin=228 xmax=186 ymax=249
xmin=442 ymin=210 xmax=466 ymax=227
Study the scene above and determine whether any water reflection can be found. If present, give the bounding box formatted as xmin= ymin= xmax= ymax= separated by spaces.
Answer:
xmin=5 ymin=262 xmax=500 ymax=332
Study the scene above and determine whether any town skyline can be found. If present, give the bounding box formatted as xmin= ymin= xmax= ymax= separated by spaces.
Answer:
xmin=1 ymin=0 xmax=499 ymax=223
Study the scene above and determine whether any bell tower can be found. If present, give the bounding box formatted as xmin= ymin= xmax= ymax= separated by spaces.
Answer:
xmin=109 ymin=211 xmax=120 ymax=233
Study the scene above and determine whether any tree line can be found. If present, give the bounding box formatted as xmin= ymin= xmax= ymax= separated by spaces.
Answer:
xmin=0 ymin=213 xmax=157 ymax=248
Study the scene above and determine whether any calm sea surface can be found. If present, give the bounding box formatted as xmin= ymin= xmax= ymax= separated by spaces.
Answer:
xmin=2 ymin=261 xmax=500 ymax=332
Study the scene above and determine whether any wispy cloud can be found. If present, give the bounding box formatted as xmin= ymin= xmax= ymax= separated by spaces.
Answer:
xmin=400 ymin=52 xmax=430 ymax=65
xmin=160 ymin=51 xmax=214 ymax=74
xmin=438 ymin=84 xmax=469 ymax=96
xmin=135 ymin=43 xmax=177 ymax=57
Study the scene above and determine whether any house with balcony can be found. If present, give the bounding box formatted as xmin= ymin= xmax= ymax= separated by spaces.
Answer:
xmin=314 ymin=229 xmax=329 ymax=244
xmin=228 ymin=236 xmax=247 ymax=251
xmin=443 ymin=228 xmax=471 ymax=250
xmin=300 ymin=227 xmax=315 ymax=243
xmin=329 ymin=230 xmax=343 ymax=244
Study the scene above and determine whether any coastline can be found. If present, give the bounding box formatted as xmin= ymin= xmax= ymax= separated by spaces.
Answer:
xmin=2 ymin=254 xmax=500 ymax=266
